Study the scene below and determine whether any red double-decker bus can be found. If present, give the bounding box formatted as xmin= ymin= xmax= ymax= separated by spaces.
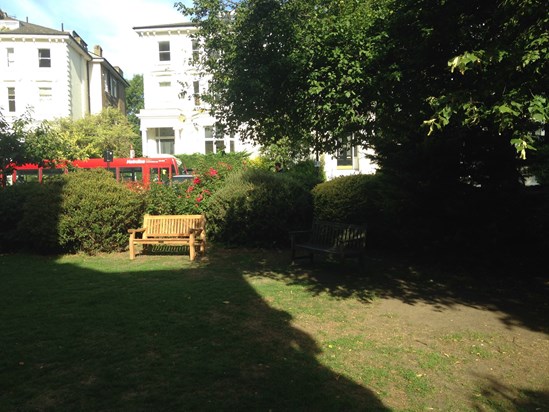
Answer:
xmin=2 ymin=156 xmax=181 ymax=186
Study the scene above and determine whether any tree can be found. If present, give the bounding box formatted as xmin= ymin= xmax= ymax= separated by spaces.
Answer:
xmin=126 ymin=74 xmax=144 ymax=156
xmin=177 ymin=0 xmax=316 ymax=151
xmin=179 ymin=0 xmax=547 ymax=191
xmin=0 ymin=110 xmax=70 ymax=187
xmin=50 ymin=107 xmax=139 ymax=159
xmin=425 ymin=0 xmax=548 ymax=160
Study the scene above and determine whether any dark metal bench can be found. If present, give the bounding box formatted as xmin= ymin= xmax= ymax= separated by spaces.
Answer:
xmin=290 ymin=221 xmax=367 ymax=263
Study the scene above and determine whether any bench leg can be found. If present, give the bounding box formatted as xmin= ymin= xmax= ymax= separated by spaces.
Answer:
xmin=129 ymin=237 xmax=136 ymax=260
xmin=189 ymin=233 xmax=196 ymax=261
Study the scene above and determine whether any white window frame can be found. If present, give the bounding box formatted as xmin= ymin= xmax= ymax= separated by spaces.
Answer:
xmin=7 ymin=48 xmax=14 ymax=67
xmin=336 ymin=135 xmax=359 ymax=170
xmin=153 ymin=128 xmax=175 ymax=155
xmin=204 ymin=124 xmax=234 ymax=154
xmin=192 ymin=39 xmax=200 ymax=62
xmin=38 ymin=48 xmax=51 ymax=68
xmin=193 ymin=80 xmax=201 ymax=106
xmin=38 ymin=86 xmax=52 ymax=103
xmin=159 ymin=41 xmax=171 ymax=62
xmin=7 ymin=87 xmax=16 ymax=112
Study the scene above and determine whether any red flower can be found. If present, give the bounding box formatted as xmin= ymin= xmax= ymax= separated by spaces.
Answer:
xmin=186 ymin=185 xmax=195 ymax=193
xmin=209 ymin=167 xmax=218 ymax=177
xmin=196 ymin=195 xmax=203 ymax=203
xmin=193 ymin=177 xmax=201 ymax=185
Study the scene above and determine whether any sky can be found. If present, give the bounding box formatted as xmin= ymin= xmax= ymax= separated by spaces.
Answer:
xmin=2 ymin=0 xmax=193 ymax=79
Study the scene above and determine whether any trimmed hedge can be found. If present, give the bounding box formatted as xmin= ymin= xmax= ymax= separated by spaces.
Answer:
xmin=0 ymin=183 xmax=44 ymax=252
xmin=56 ymin=169 xmax=145 ymax=253
xmin=206 ymin=168 xmax=313 ymax=246
xmin=1 ymin=169 xmax=144 ymax=254
xmin=312 ymin=173 xmax=549 ymax=258
xmin=311 ymin=174 xmax=412 ymax=249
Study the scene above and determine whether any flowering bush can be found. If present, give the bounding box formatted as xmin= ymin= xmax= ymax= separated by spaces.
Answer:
xmin=145 ymin=159 xmax=241 ymax=215
xmin=124 ymin=180 xmax=148 ymax=195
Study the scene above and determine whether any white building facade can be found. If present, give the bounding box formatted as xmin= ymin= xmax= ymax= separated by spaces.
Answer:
xmin=0 ymin=10 xmax=127 ymax=125
xmin=134 ymin=22 xmax=255 ymax=157
xmin=322 ymin=145 xmax=377 ymax=180
xmin=134 ymin=21 xmax=376 ymax=178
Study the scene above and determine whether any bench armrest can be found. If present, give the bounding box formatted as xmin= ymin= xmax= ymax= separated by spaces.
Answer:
xmin=289 ymin=230 xmax=311 ymax=247
xmin=289 ymin=230 xmax=310 ymax=238
xmin=128 ymin=228 xmax=146 ymax=240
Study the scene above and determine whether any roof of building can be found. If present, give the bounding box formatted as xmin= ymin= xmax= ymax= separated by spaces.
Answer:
xmin=0 ymin=9 xmax=66 ymax=36
xmin=133 ymin=21 xmax=196 ymax=30
xmin=0 ymin=9 xmax=126 ymax=81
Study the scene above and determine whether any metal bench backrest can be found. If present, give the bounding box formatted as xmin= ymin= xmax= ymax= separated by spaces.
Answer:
xmin=310 ymin=221 xmax=367 ymax=250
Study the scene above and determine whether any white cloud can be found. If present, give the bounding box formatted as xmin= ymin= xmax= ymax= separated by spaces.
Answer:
xmin=4 ymin=0 xmax=193 ymax=78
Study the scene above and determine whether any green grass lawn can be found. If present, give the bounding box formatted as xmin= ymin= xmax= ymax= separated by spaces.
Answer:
xmin=1 ymin=248 xmax=547 ymax=411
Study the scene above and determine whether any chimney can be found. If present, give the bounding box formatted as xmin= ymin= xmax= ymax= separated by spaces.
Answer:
xmin=94 ymin=45 xmax=103 ymax=57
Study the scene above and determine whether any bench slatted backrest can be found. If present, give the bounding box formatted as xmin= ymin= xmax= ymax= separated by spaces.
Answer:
xmin=311 ymin=221 xmax=366 ymax=251
xmin=143 ymin=215 xmax=204 ymax=239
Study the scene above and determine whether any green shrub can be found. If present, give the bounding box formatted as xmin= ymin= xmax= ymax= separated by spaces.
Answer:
xmin=57 ymin=169 xmax=145 ymax=253
xmin=0 ymin=183 xmax=47 ymax=251
xmin=285 ymin=159 xmax=325 ymax=189
xmin=14 ymin=169 xmax=145 ymax=254
xmin=176 ymin=152 xmax=250 ymax=174
xmin=206 ymin=169 xmax=313 ymax=246
xmin=15 ymin=179 xmax=65 ymax=253
xmin=312 ymin=174 xmax=412 ymax=248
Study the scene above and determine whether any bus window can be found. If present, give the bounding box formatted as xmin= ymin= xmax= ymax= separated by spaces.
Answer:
xmin=160 ymin=167 xmax=171 ymax=182
xmin=42 ymin=168 xmax=65 ymax=181
xmin=150 ymin=167 xmax=160 ymax=182
xmin=16 ymin=169 xmax=39 ymax=183
xmin=150 ymin=167 xmax=170 ymax=183
xmin=119 ymin=167 xmax=143 ymax=182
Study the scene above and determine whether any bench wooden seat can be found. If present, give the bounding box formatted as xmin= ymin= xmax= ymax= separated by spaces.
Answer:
xmin=128 ymin=214 xmax=206 ymax=261
xmin=290 ymin=221 xmax=367 ymax=262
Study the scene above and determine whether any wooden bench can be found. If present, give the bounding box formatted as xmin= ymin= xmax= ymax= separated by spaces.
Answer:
xmin=290 ymin=221 xmax=367 ymax=263
xmin=128 ymin=214 xmax=206 ymax=261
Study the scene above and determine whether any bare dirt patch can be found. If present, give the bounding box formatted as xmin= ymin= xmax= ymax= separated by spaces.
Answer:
xmin=252 ymin=249 xmax=549 ymax=411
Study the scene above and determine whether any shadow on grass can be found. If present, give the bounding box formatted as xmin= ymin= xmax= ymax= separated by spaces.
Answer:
xmin=243 ymin=248 xmax=549 ymax=335
xmin=472 ymin=375 xmax=549 ymax=411
xmin=0 ymin=252 xmax=389 ymax=411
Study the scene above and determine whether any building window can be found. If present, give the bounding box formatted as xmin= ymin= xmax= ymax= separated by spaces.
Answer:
xmin=38 ymin=48 xmax=51 ymax=67
xmin=7 ymin=87 xmax=15 ymax=112
xmin=159 ymin=41 xmax=170 ymax=62
xmin=204 ymin=124 xmax=233 ymax=154
xmin=7 ymin=48 xmax=14 ymax=67
xmin=336 ymin=136 xmax=358 ymax=169
xmin=192 ymin=39 xmax=200 ymax=62
xmin=159 ymin=81 xmax=171 ymax=88
xmin=110 ymin=76 xmax=118 ymax=98
xmin=105 ymin=72 xmax=118 ymax=98
xmin=157 ymin=139 xmax=175 ymax=154
xmin=193 ymin=80 xmax=201 ymax=106
xmin=154 ymin=128 xmax=175 ymax=155
xmin=39 ymin=87 xmax=52 ymax=102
